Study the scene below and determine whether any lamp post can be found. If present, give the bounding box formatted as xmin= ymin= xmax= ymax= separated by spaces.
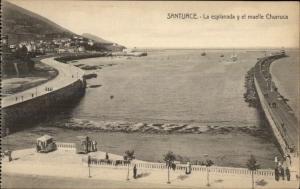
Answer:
xmin=88 ymin=155 xmax=91 ymax=178
xmin=164 ymin=151 xmax=175 ymax=184
xmin=167 ymin=160 xmax=171 ymax=184
xmin=204 ymin=154 xmax=214 ymax=187
xmin=124 ymin=150 xmax=135 ymax=181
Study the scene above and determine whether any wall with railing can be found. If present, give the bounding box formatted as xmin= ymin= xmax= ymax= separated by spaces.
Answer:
xmin=254 ymin=78 xmax=289 ymax=156
xmin=82 ymin=157 xmax=274 ymax=177
xmin=56 ymin=142 xmax=76 ymax=151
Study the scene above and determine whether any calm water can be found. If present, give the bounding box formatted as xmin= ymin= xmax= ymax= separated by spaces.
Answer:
xmin=74 ymin=49 xmax=261 ymax=125
xmin=271 ymin=49 xmax=299 ymax=119
xmin=4 ymin=49 xmax=283 ymax=168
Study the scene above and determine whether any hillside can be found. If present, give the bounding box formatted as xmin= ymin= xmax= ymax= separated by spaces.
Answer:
xmin=82 ymin=33 xmax=112 ymax=44
xmin=2 ymin=1 xmax=75 ymax=44
xmin=2 ymin=1 xmax=125 ymax=51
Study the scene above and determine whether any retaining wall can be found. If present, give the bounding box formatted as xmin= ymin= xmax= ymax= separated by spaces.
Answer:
xmin=254 ymin=77 xmax=289 ymax=155
xmin=1 ymin=57 xmax=86 ymax=135
xmin=2 ymin=80 xmax=85 ymax=133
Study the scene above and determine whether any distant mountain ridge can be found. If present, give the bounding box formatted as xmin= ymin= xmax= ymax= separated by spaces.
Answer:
xmin=2 ymin=1 xmax=75 ymax=44
xmin=82 ymin=33 xmax=112 ymax=44
xmin=2 ymin=1 xmax=122 ymax=49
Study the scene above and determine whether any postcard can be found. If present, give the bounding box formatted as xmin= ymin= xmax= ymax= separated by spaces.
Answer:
xmin=1 ymin=1 xmax=299 ymax=188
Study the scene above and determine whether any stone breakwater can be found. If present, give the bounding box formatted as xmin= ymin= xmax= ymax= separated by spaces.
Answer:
xmin=58 ymin=118 xmax=271 ymax=138
xmin=243 ymin=67 xmax=258 ymax=108
xmin=1 ymin=57 xmax=86 ymax=135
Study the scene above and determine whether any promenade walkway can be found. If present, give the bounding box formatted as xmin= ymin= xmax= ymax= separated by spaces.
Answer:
xmin=254 ymin=55 xmax=298 ymax=153
xmin=2 ymin=148 xmax=298 ymax=189
xmin=254 ymin=54 xmax=299 ymax=186
xmin=2 ymin=57 xmax=85 ymax=108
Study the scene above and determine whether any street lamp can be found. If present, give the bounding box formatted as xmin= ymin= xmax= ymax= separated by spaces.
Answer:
xmin=167 ymin=160 xmax=171 ymax=184
xmin=88 ymin=155 xmax=91 ymax=178
xmin=124 ymin=150 xmax=135 ymax=181
xmin=204 ymin=154 xmax=214 ymax=187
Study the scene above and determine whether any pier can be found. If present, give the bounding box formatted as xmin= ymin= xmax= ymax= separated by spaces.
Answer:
xmin=253 ymin=53 xmax=299 ymax=180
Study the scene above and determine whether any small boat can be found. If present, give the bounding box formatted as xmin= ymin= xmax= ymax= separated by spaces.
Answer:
xmin=231 ymin=54 xmax=238 ymax=62
xmin=201 ymin=52 xmax=206 ymax=56
xmin=222 ymin=50 xmax=239 ymax=64
xmin=220 ymin=54 xmax=224 ymax=57
xmin=230 ymin=49 xmax=238 ymax=62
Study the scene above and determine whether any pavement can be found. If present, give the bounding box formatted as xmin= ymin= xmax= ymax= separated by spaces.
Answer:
xmin=254 ymin=55 xmax=298 ymax=153
xmin=2 ymin=57 xmax=84 ymax=108
xmin=2 ymin=148 xmax=299 ymax=189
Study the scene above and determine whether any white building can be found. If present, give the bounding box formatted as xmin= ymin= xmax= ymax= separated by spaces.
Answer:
xmin=88 ymin=40 xmax=94 ymax=46
xmin=78 ymin=46 xmax=85 ymax=52
xmin=57 ymin=48 xmax=66 ymax=54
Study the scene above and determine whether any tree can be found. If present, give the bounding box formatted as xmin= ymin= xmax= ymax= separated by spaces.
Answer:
xmin=124 ymin=150 xmax=135 ymax=181
xmin=246 ymin=155 xmax=260 ymax=189
xmin=164 ymin=151 xmax=176 ymax=184
xmin=204 ymin=159 xmax=214 ymax=187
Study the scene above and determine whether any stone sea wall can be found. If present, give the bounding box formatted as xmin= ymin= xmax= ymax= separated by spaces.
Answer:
xmin=1 ymin=57 xmax=86 ymax=136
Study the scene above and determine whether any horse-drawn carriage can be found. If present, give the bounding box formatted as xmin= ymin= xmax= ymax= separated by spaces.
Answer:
xmin=36 ymin=135 xmax=56 ymax=153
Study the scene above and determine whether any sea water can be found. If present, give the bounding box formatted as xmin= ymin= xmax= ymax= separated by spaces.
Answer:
xmin=4 ymin=49 xmax=284 ymax=168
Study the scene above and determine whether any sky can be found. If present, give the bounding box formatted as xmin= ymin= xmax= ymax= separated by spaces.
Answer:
xmin=8 ymin=0 xmax=300 ymax=48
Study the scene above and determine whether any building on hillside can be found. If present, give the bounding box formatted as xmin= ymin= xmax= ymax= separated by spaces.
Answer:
xmin=67 ymin=48 xmax=76 ymax=53
xmin=1 ymin=35 xmax=8 ymax=45
xmin=64 ymin=42 xmax=71 ymax=48
xmin=88 ymin=40 xmax=94 ymax=46
xmin=25 ymin=43 xmax=36 ymax=52
xmin=78 ymin=46 xmax=85 ymax=52
xmin=57 ymin=48 xmax=66 ymax=54
xmin=9 ymin=45 xmax=17 ymax=52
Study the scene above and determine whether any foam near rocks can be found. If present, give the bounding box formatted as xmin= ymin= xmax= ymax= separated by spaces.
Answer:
xmin=59 ymin=118 xmax=262 ymax=136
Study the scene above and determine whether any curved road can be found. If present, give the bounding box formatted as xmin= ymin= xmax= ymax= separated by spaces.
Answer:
xmin=2 ymin=57 xmax=85 ymax=108
xmin=254 ymin=55 xmax=298 ymax=153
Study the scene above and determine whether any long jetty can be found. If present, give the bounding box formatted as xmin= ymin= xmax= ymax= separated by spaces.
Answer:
xmin=253 ymin=53 xmax=299 ymax=178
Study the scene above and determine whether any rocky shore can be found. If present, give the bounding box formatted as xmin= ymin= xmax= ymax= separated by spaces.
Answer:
xmin=57 ymin=119 xmax=271 ymax=139
xmin=243 ymin=67 xmax=258 ymax=107
xmin=54 ymin=52 xmax=111 ymax=63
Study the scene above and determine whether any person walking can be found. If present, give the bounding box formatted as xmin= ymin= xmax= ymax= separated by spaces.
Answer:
xmin=286 ymin=167 xmax=290 ymax=181
xmin=92 ymin=141 xmax=97 ymax=152
xmin=280 ymin=166 xmax=285 ymax=180
xmin=274 ymin=166 xmax=279 ymax=181
xmin=186 ymin=162 xmax=191 ymax=174
xmin=133 ymin=165 xmax=137 ymax=179
xmin=105 ymin=152 xmax=109 ymax=160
